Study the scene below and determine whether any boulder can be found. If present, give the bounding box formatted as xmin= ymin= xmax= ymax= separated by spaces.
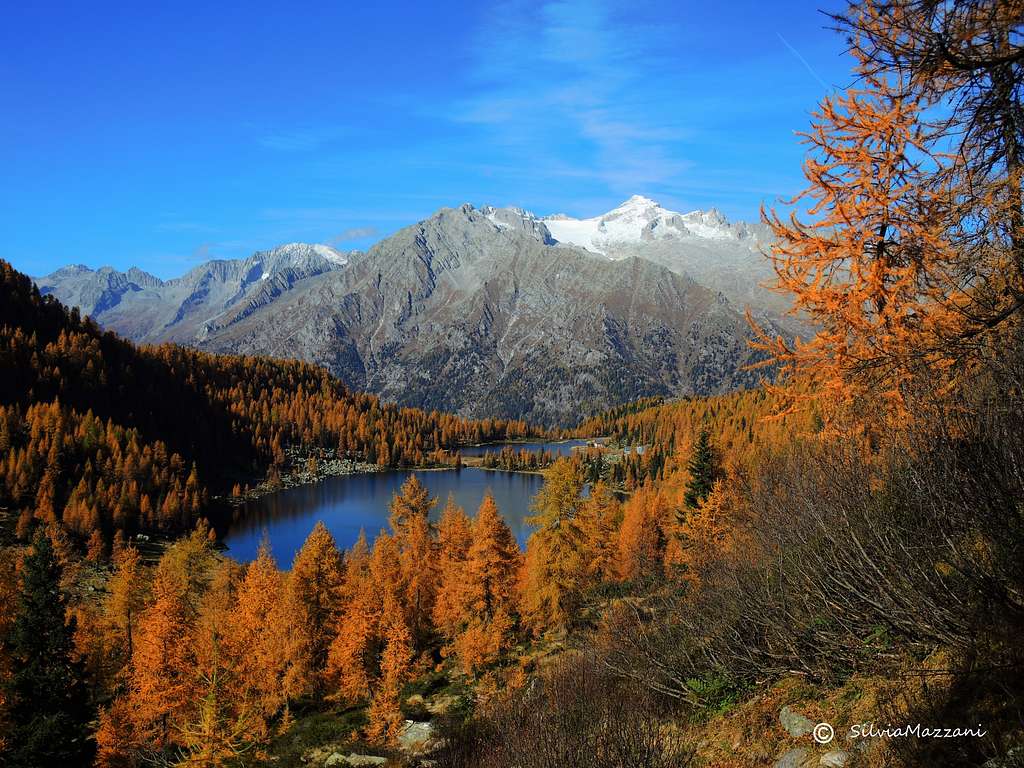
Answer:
xmin=780 ymin=706 xmax=815 ymax=738
xmin=774 ymin=748 xmax=812 ymax=768
xmin=820 ymin=751 xmax=852 ymax=767
xmin=398 ymin=720 xmax=435 ymax=753
xmin=341 ymin=755 xmax=388 ymax=767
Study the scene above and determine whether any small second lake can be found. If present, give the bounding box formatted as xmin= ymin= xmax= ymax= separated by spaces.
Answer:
xmin=223 ymin=467 xmax=546 ymax=564
xmin=457 ymin=438 xmax=589 ymax=458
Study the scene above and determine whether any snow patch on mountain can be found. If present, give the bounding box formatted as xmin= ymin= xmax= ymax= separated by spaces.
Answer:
xmin=278 ymin=242 xmax=350 ymax=266
xmin=540 ymin=195 xmax=754 ymax=256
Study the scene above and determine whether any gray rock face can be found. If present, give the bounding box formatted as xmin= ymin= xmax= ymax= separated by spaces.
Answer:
xmin=38 ymin=204 xmax=787 ymax=425
xmin=774 ymin=748 xmax=812 ymax=768
xmin=819 ymin=750 xmax=852 ymax=767
xmin=37 ymin=243 xmax=350 ymax=345
xmin=324 ymin=754 xmax=388 ymax=767
xmin=398 ymin=720 xmax=435 ymax=753
xmin=780 ymin=705 xmax=815 ymax=738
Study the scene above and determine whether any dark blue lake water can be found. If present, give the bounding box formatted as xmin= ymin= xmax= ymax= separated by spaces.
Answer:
xmin=223 ymin=467 xmax=545 ymax=565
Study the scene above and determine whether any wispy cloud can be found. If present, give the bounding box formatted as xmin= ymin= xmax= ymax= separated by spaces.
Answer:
xmin=331 ymin=226 xmax=379 ymax=245
xmin=190 ymin=242 xmax=213 ymax=262
xmin=452 ymin=0 xmax=691 ymax=193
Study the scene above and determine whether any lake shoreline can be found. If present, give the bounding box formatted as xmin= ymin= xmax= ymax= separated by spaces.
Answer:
xmin=219 ymin=439 xmax=601 ymax=507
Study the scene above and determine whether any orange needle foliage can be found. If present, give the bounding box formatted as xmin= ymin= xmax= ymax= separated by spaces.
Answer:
xmin=753 ymin=77 xmax=961 ymax=417
xmin=226 ymin=542 xmax=304 ymax=736
xmin=285 ymin=521 xmax=343 ymax=698
xmin=433 ymin=496 xmax=473 ymax=641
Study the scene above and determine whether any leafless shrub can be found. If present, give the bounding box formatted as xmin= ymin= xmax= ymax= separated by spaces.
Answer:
xmin=432 ymin=652 xmax=693 ymax=768
xmin=598 ymin=358 xmax=1024 ymax=697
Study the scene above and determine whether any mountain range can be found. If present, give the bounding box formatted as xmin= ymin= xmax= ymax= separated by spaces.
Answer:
xmin=36 ymin=197 xmax=792 ymax=425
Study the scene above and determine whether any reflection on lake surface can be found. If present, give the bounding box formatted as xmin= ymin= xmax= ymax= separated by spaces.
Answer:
xmin=223 ymin=467 xmax=545 ymax=564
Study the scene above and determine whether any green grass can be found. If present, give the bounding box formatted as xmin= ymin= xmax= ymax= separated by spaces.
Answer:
xmin=268 ymin=706 xmax=374 ymax=768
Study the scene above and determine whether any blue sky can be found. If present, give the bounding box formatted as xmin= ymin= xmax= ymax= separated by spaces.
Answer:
xmin=2 ymin=0 xmax=851 ymax=278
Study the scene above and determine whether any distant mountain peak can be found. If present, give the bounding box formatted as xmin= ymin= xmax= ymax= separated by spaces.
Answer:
xmin=273 ymin=242 xmax=349 ymax=266
xmin=538 ymin=196 xmax=749 ymax=255
xmin=612 ymin=194 xmax=661 ymax=211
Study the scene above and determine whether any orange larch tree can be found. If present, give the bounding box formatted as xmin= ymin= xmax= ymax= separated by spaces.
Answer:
xmin=454 ymin=491 xmax=522 ymax=674
xmin=574 ymin=481 xmax=622 ymax=584
xmin=365 ymin=591 xmax=414 ymax=744
xmin=433 ymin=496 xmax=473 ymax=641
xmin=388 ymin=476 xmax=438 ymax=649
xmin=616 ymin=484 xmax=671 ymax=583
xmin=521 ymin=459 xmax=586 ymax=635
xmin=125 ymin=559 xmax=197 ymax=750
xmin=225 ymin=542 xmax=303 ymax=739
xmin=286 ymin=521 xmax=343 ymax=698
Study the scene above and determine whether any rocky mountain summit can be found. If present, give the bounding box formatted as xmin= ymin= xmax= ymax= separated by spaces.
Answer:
xmin=37 ymin=242 xmax=350 ymax=344
xmin=37 ymin=199 xmax=789 ymax=424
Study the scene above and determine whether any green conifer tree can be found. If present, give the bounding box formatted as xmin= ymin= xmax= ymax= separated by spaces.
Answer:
xmin=683 ymin=428 xmax=719 ymax=512
xmin=2 ymin=529 xmax=94 ymax=767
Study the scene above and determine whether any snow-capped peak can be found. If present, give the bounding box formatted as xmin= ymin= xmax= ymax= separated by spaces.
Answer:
xmin=540 ymin=196 xmax=739 ymax=255
xmin=611 ymin=194 xmax=661 ymax=212
xmin=272 ymin=242 xmax=350 ymax=267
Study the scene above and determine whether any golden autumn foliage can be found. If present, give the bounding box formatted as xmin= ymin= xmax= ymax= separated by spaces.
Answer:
xmin=754 ymin=80 xmax=957 ymax=413
xmin=577 ymin=387 xmax=820 ymax=490
xmin=664 ymin=478 xmax=744 ymax=588
xmin=575 ymin=482 xmax=622 ymax=583
xmin=327 ymin=531 xmax=378 ymax=705
xmin=453 ymin=492 xmax=522 ymax=674
xmin=8 ymin=5 xmax=1024 ymax=765
xmin=285 ymin=521 xmax=343 ymax=698
xmin=616 ymin=484 xmax=672 ymax=583
xmin=521 ymin=459 xmax=586 ymax=634
xmin=466 ymin=491 xmax=521 ymax=622
xmin=433 ymin=496 xmax=474 ymax=640
xmin=752 ymin=1 xmax=1024 ymax=418
xmin=389 ymin=476 xmax=438 ymax=648
xmin=127 ymin=561 xmax=197 ymax=748
xmin=227 ymin=542 xmax=304 ymax=733
xmin=104 ymin=543 xmax=147 ymax=661
xmin=365 ymin=592 xmax=414 ymax=744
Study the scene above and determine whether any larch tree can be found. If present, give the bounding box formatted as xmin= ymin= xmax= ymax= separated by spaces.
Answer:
xmin=328 ymin=532 xmax=381 ymax=705
xmin=665 ymin=479 xmax=740 ymax=588
xmin=453 ymin=492 xmax=521 ymax=674
xmin=465 ymin=491 xmax=521 ymax=623
xmin=286 ymin=521 xmax=343 ymax=698
xmin=755 ymin=0 xmax=1024 ymax=414
xmin=127 ymin=555 xmax=196 ymax=752
xmin=389 ymin=476 xmax=437 ymax=648
xmin=521 ymin=459 xmax=586 ymax=634
xmin=616 ymin=485 xmax=671 ymax=583
xmin=226 ymin=542 xmax=302 ymax=739
xmin=837 ymin=0 xmax=1024 ymax=341
xmin=174 ymin=670 xmax=259 ymax=768
xmin=365 ymin=591 xmax=414 ymax=744
xmin=574 ymin=481 xmax=622 ymax=584
xmin=433 ymin=496 xmax=473 ymax=641
xmin=104 ymin=543 xmax=148 ymax=662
